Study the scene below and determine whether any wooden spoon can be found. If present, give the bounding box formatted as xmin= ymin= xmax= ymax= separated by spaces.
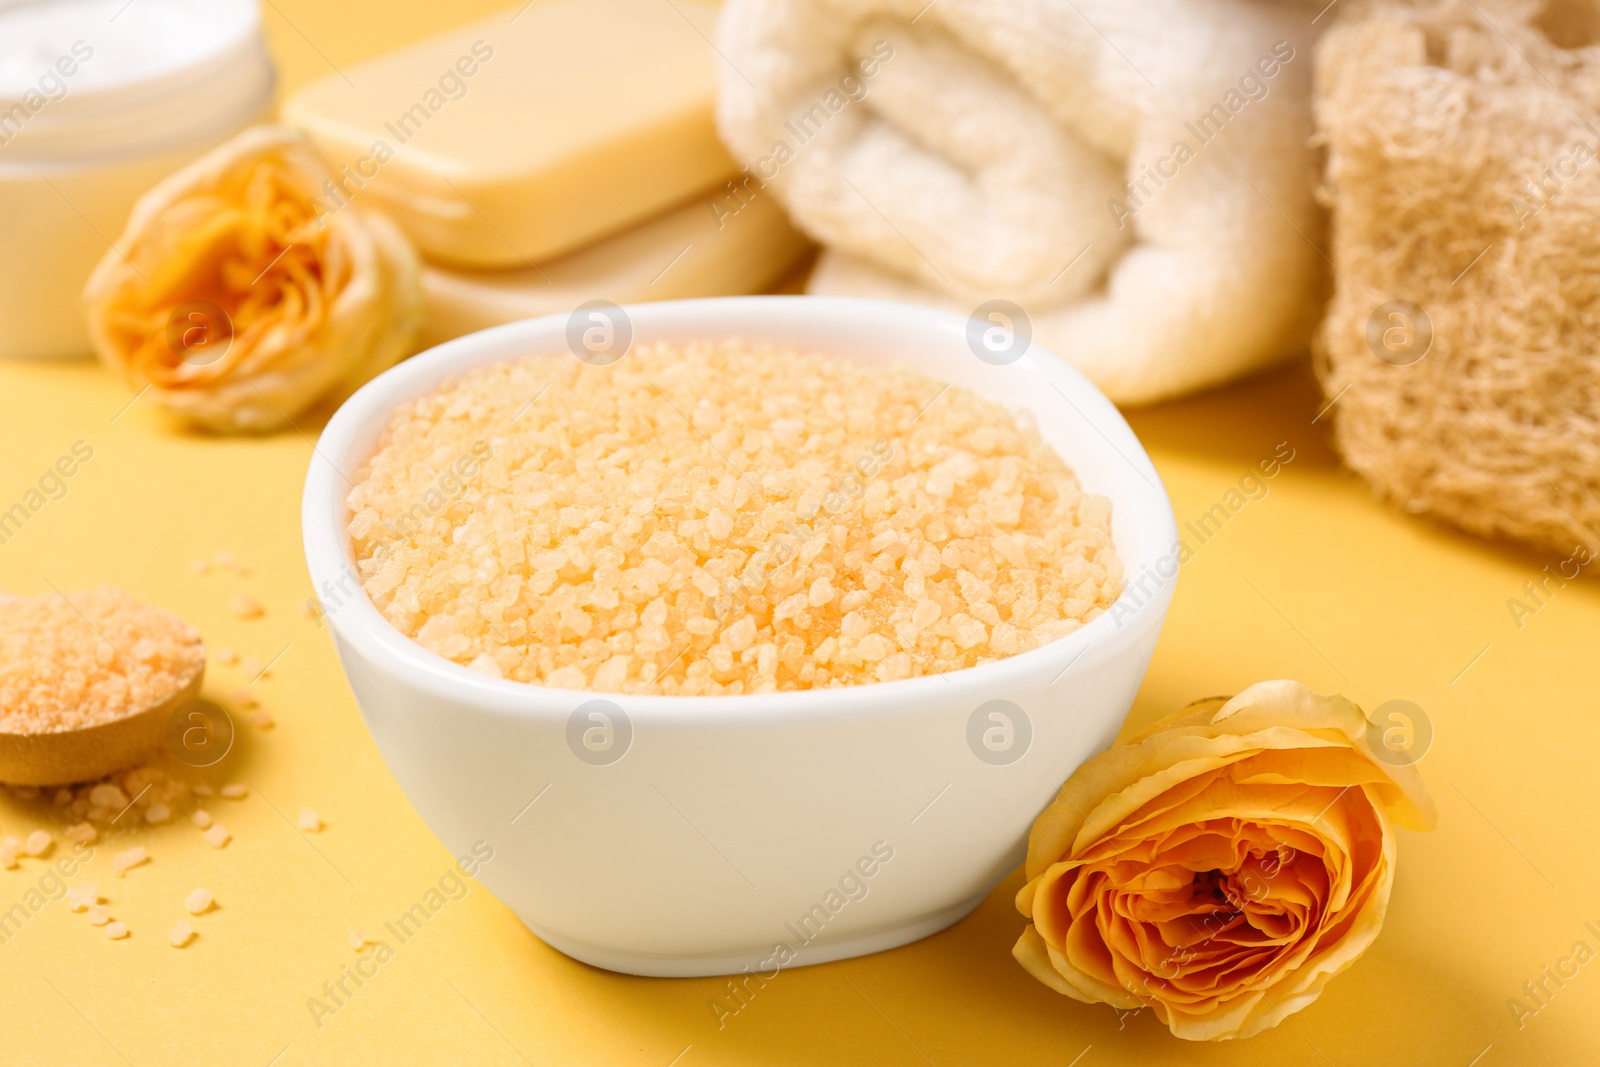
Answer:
xmin=0 ymin=666 xmax=205 ymax=787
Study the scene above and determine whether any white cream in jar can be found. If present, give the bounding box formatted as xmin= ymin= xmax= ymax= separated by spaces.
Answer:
xmin=0 ymin=0 xmax=274 ymax=358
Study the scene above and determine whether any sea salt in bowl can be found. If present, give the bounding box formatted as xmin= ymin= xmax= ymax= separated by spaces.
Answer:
xmin=302 ymin=296 xmax=1177 ymax=977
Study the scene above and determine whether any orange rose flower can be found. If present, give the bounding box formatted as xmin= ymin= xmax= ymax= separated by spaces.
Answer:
xmin=84 ymin=126 xmax=421 ymax=433
xmin=1015 ymin=680 xmax=1436 ymax=1040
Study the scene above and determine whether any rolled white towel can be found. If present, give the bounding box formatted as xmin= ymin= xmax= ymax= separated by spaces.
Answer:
xmin=715 ymin=0 xmax=1327 ymax=405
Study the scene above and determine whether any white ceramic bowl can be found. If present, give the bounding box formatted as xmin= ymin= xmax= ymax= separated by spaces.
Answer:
xmin=302 ymin=296 xmax=1177 ymax=977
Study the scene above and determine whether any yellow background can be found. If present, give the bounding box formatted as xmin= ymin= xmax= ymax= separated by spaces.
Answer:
xmin=2 ymin=3 xmax=1598 ymax=1064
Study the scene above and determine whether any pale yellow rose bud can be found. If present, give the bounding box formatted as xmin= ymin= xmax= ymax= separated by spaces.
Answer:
xmin=84 ymin=126 xmax=422 ymax=433
xmin=1014 ymin=680 xmax=1437 ymax=1041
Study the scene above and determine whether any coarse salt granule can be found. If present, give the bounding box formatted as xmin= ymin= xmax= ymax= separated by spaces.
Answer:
xmin=112 ymin=847 xmax=149 ymax=876
xmin=87 ymin=905 xmax=111 ymax=926
xmin=67 ymin=883 xmax=99 ymax=911
xmin=89 ymin=783 xmax=128 ymax=809
xmin=0 ymin=837 xmax=18 ymax=869
xmin=65 ymin=822 xmax=97 ymax=844
xmin=191 ymin=809 xmax=212 ymax=829
xmin=105 ymin=921 xmax=129 ymax=940
xmin=124 ymin=766 xmax=164 ymax=803
xmin=230 ymin=594 xmax=264 ymax=620
xmin=185 ymin=888 xmax=214 ymax=915
xmin=0 ymin=588 xmax=203 ymax=732
xmin=203 ymin=824 xmax=231 ymax=849
xmin=63 ymin=766 xmax=192 ymax=828
xmin=168 ymin=920 xmax=195 ymax=947
xmin=144 ymin=804 xmax=172 ymax=825
xmin=220 ymin=784 xmax=247 ymax=799
xmin=24 ymin=830 xmax=51 ymax=857
xmin=297 ymin=808 xmax=321 ymax=832
xmin=348 ymin=930 xmax=370 ymax=952
xmin=345 ymin=342 xmax=1122 ymax=695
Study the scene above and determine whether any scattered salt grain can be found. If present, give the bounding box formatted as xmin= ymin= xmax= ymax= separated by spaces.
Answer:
xmin=241 ymin=657 xmax=265 ymax=678
xmin=215 ymin=647 xmax=239 ymax=666
xmin=203 ymin=824 xmax=231 ymax=849
xmin=112 ymin=847 xmax=149 ymax=876
xmin=348 ymin=930 xmax=370 ymax=952
xmin=67 ymin=883 xmax=99 ymax=911
xmin=191 ymin=809 xmax=212 ymax=829
xmin=190 ymin=558 xmax=211 ymax=575
xmin=185 ymin=888 xmax=214 ymax=915
xmin=233 ymin=686 xmax=258 ymax=709
xmin=89 ymin=783 xmax=129 ymax=809
xmin=193 ymin=784 xmax=215 ymax=797
xmin=24 ymin=830 xmax=51 ymax=857
xmin=297 ymin=808 xmax=321 ymax=832
xmin=220 ymin=784 xmax=247 ymax=799
xmin=0 ymin=837 xmax=18 ymax=869
xmin=250 ymin=711 xmax=274 ymax=729
xmin=168 ymin=919 xmax=195 ymax=947
xmin=230 ymin=594 xmax=264 ymax=620
xmin=87 ymin=905 xmax=111 ymax=926
xmin=144 ymin=804 xmax=172 ymax=825
xmin=105 ymin=921 xmax=129 ymax=939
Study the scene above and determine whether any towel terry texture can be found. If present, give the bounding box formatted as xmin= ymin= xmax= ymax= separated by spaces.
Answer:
xmin=715 ymin=0 xmax=1327 ymax=405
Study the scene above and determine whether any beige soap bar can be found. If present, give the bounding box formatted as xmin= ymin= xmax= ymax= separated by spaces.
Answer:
xmin=282 ymin=0 xmax=737 ymax=268
xmin=418 ymin=188 xmax=813 ymax=349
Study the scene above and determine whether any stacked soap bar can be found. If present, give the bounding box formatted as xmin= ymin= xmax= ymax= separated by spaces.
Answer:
xmin=283 ymin=0 xmax=809 ymax=342
xmin=418 ymin=191 xmax=808 ymax=349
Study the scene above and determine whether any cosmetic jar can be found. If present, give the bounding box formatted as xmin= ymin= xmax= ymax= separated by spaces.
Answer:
xmin=0 ymin=0 xmax=275 ymax=358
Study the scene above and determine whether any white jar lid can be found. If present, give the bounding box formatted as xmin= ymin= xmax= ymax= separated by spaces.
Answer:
xmin=0 ymin=0 xmax=274 ymax=166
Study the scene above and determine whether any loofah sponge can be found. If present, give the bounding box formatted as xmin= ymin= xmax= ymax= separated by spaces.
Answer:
xmin=1315 ymin=0 xmax=1600 ymax=555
